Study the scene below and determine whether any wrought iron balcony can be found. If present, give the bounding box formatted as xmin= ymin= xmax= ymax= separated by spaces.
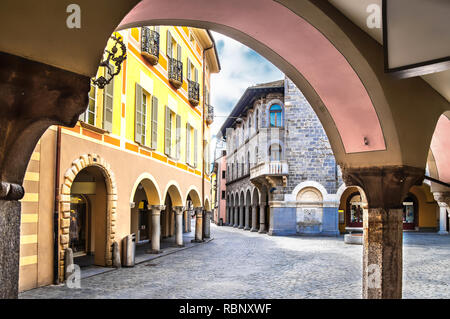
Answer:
xmin=206 ymin=104 xmax=214 ymax=125
xmin=188 ymin=80 xmax=200 ymax=106
xmin=141 ymin=27 xmax=159 ymax=65
xmin=168 ymin=57 xmax=183 ymax=89
xmin=250 ymin=161 xmax=289 ymax=180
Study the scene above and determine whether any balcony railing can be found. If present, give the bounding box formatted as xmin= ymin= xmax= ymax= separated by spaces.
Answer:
xmin=141 ymin=27 xmax=159 ymax=65
xmin=168 ymin=57 xmax=183 ymax=89
xmin=250 ymin=161 xmax=289 ymax=180
xmin=206 ymin=104 xmax=214 ymax=125
xmin=188 ymin=80 xmax=200 ymax=106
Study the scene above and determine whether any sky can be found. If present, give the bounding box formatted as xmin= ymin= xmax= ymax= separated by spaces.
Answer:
xmin=208 ymin=32 xmax=284 ymax=157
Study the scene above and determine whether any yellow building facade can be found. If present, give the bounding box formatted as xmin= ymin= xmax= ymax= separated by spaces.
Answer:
xmin=18 ymin=26 xmax=220 ymax=291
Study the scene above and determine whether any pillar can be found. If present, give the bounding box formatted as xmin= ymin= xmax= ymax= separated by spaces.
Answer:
xmin=174 ymin=206 xmax=185 ymax=247
xmin=244 ymin=205 xmax=250 ymax=230
xmin=149 ymin=205 xmax=165 ymax=254
xmin=434 ymin=192 xmax=449 ymax=235
xmin=187 ymin=210 xmax=192 ymax=232
xmin=233 ymin=207 xmax=238 ymax=228
xmin=204 ymin=210 xmax=211 ymax=238
xmin=343 ymin=166 xmax=424 ymax=299
xmin=192 ymin=208 xmax=204 ymax=242
xmin=169 ymin=209 xmax=175 ymax=237
xmin=259 ymin=202 xmax=267 ymax=233
xmin=0 ymin=184 xmax=23 ymax=299
xmin=250 ymin=204 xmax=258 ymax=232
xmin=238 ymin=205 xmax=244 ymax=229
xmin=0 ymin=53 xmax=90 ymax=298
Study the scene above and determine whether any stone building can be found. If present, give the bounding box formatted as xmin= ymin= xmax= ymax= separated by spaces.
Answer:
xmin=219 ymin=77 xmax=444 ymax=237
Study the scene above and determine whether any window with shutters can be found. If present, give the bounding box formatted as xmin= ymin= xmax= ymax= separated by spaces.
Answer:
xmin=151 ymin=96 xmax=158 ymax=149
xmin=167 ymin=30 xmax=183 ymax=89
xmin=141 ymin=26 xmax=160 ymax=65
xmin=164 ymin=106 xmax=173 ymax=156
xmin=187 ymin=58 xmax=200 ymax=106
xmin=80 ymin=82 xmax=97 ymax=125
xmin=103 ymin=73 xmax=114 ymax=132
xmin=135 ymin=84 xmax=148 ymax=145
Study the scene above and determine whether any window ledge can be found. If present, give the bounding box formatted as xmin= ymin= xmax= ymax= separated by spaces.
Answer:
xmin=136 ymin=142 xmax=155 ymax=152
xmin=79 ymin=121 xmax=109 ymax=134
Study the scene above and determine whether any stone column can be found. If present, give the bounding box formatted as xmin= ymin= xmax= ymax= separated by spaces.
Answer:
xmin=192 ymin=208 xmax=204 ymax=242
xmin=183 ymin=210 xmax=188 ymax=233
xmin=174 ymin=206 xmax=185 ymax=247
xmin=0 ymin=183 xmax=23 ymax=299
xmin=238 ymin=205 xmax=244 ymax=229
xmin=169 ymin=209 xmax=175 ymax=237
xmin=251 ymin=204 xmax=258 ymax=232
xmin=149 ymin=205 xmax=165 ymax=254
xmin=233 ymin=207 xmax=238 ymax=228
xmin=434 ymin=192 xmax=449 ymax=235
xmin=244 ymin=205 xmax=250 ymax=230
xmin=204 ymin=211 xmax=211 ymax=238
xmin=259 ymin=202 xmax=267 ymax=233
xmin=187 ymin=210 xmax=192 ymax=232
xmin=343 ymin=166 xmax=424 ymax=299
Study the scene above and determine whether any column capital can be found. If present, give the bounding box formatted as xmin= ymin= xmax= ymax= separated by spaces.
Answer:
xmin=342 ymin=165 xmax=424 ymax=209
xmin=173 ymin=206 xmax=185 ymax=214
xmin=433 ymin=192 xmax=450 ymax=207
xmin=151 ymin=205 xmax=166 ymax=214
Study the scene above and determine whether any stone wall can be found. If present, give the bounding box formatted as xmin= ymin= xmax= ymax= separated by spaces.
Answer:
xmin=284 ymin=77 xmax=342 ymax=195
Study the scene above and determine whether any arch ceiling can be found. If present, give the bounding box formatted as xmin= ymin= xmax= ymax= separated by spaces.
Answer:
xmin=1 ymin=0 xmax=448 ymax=171
xmin=164 ymin=182 xmax=184 ymax=207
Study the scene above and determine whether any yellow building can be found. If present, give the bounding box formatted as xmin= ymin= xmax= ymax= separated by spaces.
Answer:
xmin=18 ymin=26 xmax=220 ymax=291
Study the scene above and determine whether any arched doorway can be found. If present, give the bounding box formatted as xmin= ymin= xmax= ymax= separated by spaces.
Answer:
xmin=130 ymin=173 xmax=162 ymax=251
xmin=60 ymin=154 xmax=117 ymax=282
xmin=346 ymin=192 xmax=364 ymax=228
xmin=402 ymin=193 xmax=419 ymax=231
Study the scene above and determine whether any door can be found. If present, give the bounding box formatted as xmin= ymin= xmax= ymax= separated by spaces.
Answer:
xmin=402 ymin=195 xmax=418 ymax=230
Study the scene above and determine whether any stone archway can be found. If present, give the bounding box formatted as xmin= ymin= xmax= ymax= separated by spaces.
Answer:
xmin=59 ymin=154 xmax=117 ymax=282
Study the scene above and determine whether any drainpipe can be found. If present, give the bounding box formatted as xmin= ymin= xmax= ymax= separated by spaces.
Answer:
xmin=53 ymin=126 xmax=61 ymax=283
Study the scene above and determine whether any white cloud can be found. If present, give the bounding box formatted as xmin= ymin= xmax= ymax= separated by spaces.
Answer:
xmin=209 ymin=32 xmax=284 ymax=141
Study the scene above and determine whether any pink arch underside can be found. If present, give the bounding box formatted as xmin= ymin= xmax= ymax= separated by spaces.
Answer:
xmin=430 ymin=115 xmax=450 ymax=183
xmin=119 ymin=0 xmax=386 ymax=153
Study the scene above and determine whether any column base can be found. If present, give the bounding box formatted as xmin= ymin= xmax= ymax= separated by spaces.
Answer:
xmin=250 ymin=228 xmax=258 ymax=232
xmin=244 ymin=226 xmax=250 ymax=230
xmin=438 ymin=231 xmax=449 ymax=235
xmin=238 ymin=226 xmax=244 ymax=229
xmin=258 ymin=229 xmax=267 ymax=234
xmin=147 ymin=249 xmax=162 ymax=254
xmin=176 ymin=244 xmax=185 ymax=248
xmin=233 ymin=224 xmax=238 ymax=228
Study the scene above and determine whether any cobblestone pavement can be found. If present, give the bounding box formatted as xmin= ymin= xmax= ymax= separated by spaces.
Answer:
xmin=20 ymin=224 xmax=450 ymax=299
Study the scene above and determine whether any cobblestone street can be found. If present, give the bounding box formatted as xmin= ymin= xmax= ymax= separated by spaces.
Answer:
xmin=20 ymin=224 xmax=450 ymax=299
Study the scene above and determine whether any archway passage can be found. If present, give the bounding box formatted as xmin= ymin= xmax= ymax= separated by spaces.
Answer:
xmin=69 ymin=167 xmax=108 ymax=268
xmin=59 ymin=154 xmax=117 ymax=283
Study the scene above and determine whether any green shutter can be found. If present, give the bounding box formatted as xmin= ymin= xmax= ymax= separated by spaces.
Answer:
xmin=193 ymin=128 xmax=198 ymax=168
xmin=135 ymin=84 xmax=143 ymax=143
xmin=164 ymin=106 xmax=171 ymax=156
xmin=187 ymin=58 xmax=191 ymax=81
xmin=177 ymin=43 xmax=182 ymax=61
xmin=194 ymin=68 xmax=198 ymax=83
xmin=103 ymin=75 xmax=114 ymax=132
xmin=186 ymin=123 xmax=191 ymax=165
xmin=151 ymin=96 xmax=158 ymax=149
xmin=176 ymin=114 xmax=181 ymax=159
xmin=167 ymin=30 xmax=172 ymax=58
